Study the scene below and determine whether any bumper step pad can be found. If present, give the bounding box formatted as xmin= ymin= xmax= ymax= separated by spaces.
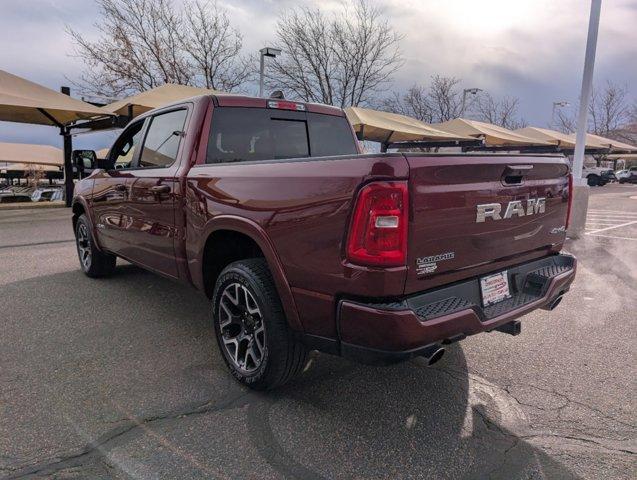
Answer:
xmin=415 ymin=297 xmax=474 ymax=321
xmin=407 ymin=255 xmax=575 ymax=323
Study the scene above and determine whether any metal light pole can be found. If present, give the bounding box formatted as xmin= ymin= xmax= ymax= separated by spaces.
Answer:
xmin=551 ymin=101 xmax=570 ymax=126
xmin=461 ymin=88 xmax=482 ymax=115
xmin=568 ymin=0 xmax=602 ymax=239
xmin=259 ymin=47 xmax=282 ymax=97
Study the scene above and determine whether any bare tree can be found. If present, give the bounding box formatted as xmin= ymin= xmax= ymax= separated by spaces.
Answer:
xmin=552 ymin=108 xmax=576 ymax=134
xmin=551 ymin=81 xmax=633 ymax=138
xmin=427 ymin=75 xmax=464 ymax=122
xmin=181 ymin=1 xmax=252 ymax=91
xmin=25 ymin=167 xmax=44 ymax=189
xmin=472 ymin=92 xmax=527 ymax=129
xmin=588 ymin=81 xmax=632 ymax=137
xmin=68 ymin=0 xmax=251 ymax=97
xmin=378 ymin=76 xmax=464 ymax=123
xmin=380 ymin=75 xmax=526 ymax=128
xmin=267 ymin=0 xmax=403 ymax=107
xmin=378 ymin=85 xmax=433 ymax=122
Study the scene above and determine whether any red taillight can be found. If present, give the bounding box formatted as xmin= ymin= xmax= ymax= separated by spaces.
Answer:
xmin=346 ymin=181 xmax=409 ymax=267
xmin=565 ymin=173 xmax=573 ymax=228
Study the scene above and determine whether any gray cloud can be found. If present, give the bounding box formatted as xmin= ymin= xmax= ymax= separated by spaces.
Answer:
xmin=0 ymin=0 xmax=635 ymax=149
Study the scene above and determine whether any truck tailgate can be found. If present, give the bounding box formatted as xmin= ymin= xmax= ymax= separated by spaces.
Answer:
xmin=404 ymin=154 xmax=570 ymax=295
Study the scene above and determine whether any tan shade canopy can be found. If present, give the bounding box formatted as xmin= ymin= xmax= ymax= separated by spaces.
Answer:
xmin=345 ymin=107 xmax=473 ymax=143
xmin=518 ymin=128 xmax=637 ymax=152
xmin=102 ymin=84 xmax=221 ymax=117
xmin=0 ymin=69 xmax=107 ymax=126
xmin=0 ymin=162 xmax=60 ymax=172
xmin=434 ymin=118 xmax=550 ymax=147
xmin=582 ymin=133 xmax=637 ymax=153
xmin=96 ymin=147 xmax=110 ymax=158
xmin=0 ymin=142 xmax=63 ymax=166
xmin=514 ymin=127 xmax=577 ymax=148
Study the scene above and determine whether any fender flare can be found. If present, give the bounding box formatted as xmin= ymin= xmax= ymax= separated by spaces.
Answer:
xmin=71 ymin=197 xmax=105 ymax=252
xmin=194 ymin=215 xmax=303 ymax=333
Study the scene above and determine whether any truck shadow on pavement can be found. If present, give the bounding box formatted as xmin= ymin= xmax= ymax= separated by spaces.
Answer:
xmin=1 ymin=264 xmax=582 ymax=480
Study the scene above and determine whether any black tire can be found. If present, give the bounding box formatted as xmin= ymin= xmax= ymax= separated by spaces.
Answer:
xmin=587 ymin=175 xmax=599 ymax=187
xmin=212 ymin=258 xmax=308 ymax=390
xmin=75 ymin=214 xmax=116 ymax=278
xmin=619 ymin=178 xmax=626 ymax=184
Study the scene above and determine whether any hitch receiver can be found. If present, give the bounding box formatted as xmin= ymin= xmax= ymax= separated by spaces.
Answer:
xmin=495 ymin=320 xmax=521 ymax=336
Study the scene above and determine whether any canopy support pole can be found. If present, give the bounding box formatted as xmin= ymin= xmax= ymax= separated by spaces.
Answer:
xmin=61 ymin=86 xmax=74 ymax=207
xmin=380 ymin=131 xmax=394 ymax=153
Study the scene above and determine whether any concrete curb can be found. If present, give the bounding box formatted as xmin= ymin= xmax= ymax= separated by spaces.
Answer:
xmin=0 ymin=201 xmax=67 ymax=211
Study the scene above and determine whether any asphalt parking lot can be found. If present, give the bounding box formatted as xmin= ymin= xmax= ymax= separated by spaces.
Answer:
xmin=1 ymin=184 xmax=635 ymax=480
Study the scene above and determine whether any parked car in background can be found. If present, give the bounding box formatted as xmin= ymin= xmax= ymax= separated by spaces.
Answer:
xmin=31 ymin=188 xmax=63 ymax=202
xmin=71 ymin=94 xmax=576 ymax=389
xmin=616 ymin=169 xmax=629 ymax=180
xmin=582 ymin=166 xmax=614 ymax=186
xmin=0 ymin=187 xmax=32 ymax=203
xmin=602 ymin=169 xmax=617 ymax=183
xmin=618 ymin=166 xmax=637 ymax=184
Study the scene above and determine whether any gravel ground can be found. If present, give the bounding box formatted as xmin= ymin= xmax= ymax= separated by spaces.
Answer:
xmin=0 ymin=184 xmax=635 ymax=479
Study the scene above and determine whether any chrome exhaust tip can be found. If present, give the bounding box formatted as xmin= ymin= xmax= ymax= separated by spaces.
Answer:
xmin=421 ymin=345 xmax=445 ymax=366
xmin=548 ymin=295 xmax=563 ymax=311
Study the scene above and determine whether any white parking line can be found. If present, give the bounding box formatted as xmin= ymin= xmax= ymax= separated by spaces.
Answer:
xmin=584 ymin=208 xmax=637 ymax=240
xmin=588 ymin=209 xmax=634 ymax=215
xmin=586 ymin=216 xmax=637 ymax=220
xmin=586 ymin=220 xmax=633 ymax=223
xmin=585 ymin=220 xmax=634 ymax=225
xmin=588 ymin=211 xmax=637 ymax=217
xmin=585 ymin=233 xmax=637 ymax=241
xmin=586 ymin=220 xmax=637 ymax=234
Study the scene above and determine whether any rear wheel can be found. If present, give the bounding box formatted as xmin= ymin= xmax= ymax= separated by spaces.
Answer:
xmin=587 ymin=175 xmax=599 ymax=187
xmin=75 ymin=214 xmax=116 ymax=277
xmin=212 ymin=258 xmax=307 ymax=390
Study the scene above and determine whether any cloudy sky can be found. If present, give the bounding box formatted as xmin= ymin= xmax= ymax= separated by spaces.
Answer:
xmin=0 ymin=0 xmax=635 ymax=150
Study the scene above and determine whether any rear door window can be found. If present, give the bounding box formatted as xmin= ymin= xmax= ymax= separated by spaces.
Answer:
xmin=206 ymin=107 xmax=357 ymax=164
xmin=207 ymin=108 xmax=308 ymax=163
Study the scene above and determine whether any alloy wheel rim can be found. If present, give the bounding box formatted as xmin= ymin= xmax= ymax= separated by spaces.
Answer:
xmin=76 ymin=223 xmax=91 ymax=270
xmin=218 ymin=282 xmax=265 ymax=373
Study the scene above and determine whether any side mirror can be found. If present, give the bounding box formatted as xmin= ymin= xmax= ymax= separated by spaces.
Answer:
xmin=72 ymin=150 xmax=97 ymax=172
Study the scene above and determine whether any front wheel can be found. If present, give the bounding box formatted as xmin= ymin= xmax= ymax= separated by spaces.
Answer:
xmin=75 ymin=214 xmax=116 ymax=277
xmin=212 ymin=258 xmax=307 ymax=390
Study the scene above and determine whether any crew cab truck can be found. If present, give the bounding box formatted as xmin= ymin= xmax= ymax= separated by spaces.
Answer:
xmin=72 ymin=94 xmax=576 ymax=389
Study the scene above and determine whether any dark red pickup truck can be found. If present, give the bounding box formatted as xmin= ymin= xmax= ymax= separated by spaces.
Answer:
xmin=72 ymin=94 xmax=576 ymax=389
